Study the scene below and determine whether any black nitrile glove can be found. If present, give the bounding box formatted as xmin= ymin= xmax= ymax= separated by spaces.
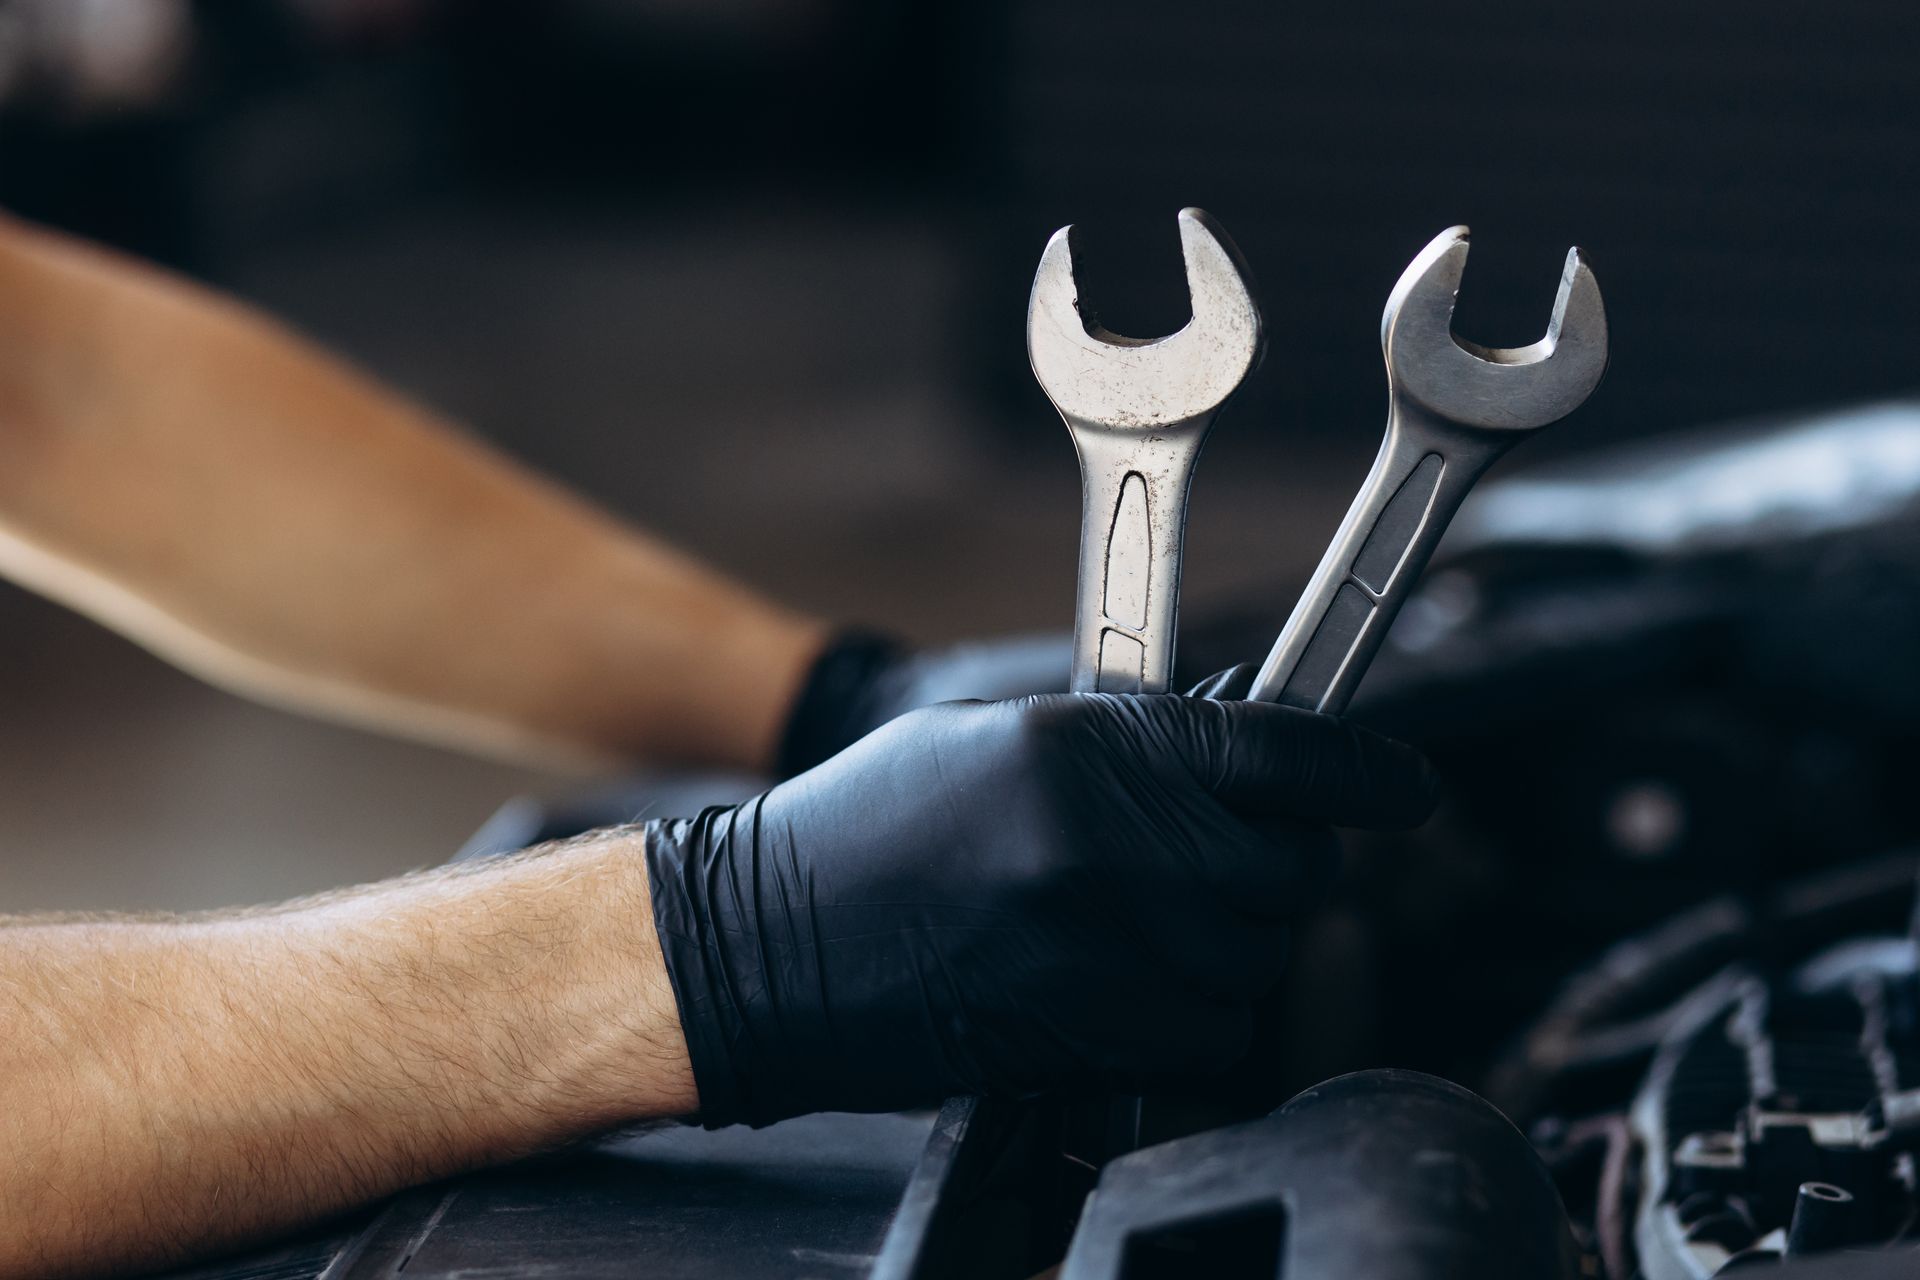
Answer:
xmin=647 ymin=686 xmax=1437 ymax=1127
xmin=774 ymin=617 xmax=1321 ymax=778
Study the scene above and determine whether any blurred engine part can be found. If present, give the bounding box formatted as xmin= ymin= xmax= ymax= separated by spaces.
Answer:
xmin=1629 ymin=935 xmax=1920 ymax=1275
xmin=1487 ymin=855 xmax=1920 ymax=1125
xmin=1502 ymin=855 xmax=1920 ymax=1277
xmin=1061 ymin=1069 xmax=1578 ymax=1280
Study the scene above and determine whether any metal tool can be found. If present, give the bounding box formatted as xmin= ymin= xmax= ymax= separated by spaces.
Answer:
xmin=1249 ymin=226 xmax=1608 ymax=712
xmin=1028 ymin=208 xmax=1262 ymax=1163
xmin=1029 ymin=207 xmax=1264 ymax=695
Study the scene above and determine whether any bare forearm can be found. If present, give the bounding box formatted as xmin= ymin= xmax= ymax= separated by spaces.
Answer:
xmin=0 ymin=831 xmax=694 ymax=1279
xmin=0 ymin=212 xmax=826 ymax=770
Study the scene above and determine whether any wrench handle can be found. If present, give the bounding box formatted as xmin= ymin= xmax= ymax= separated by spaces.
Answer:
xmin=1067 ymin=424 xmax=1207 ymax=695
xmin=1249 ymin=406 xmax=1512 ymax=714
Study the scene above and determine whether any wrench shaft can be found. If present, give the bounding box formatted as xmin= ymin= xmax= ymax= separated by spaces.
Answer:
xmin=1249 ymin=406 xmax=1510 ymax=713
xmin=1068 ymin=424 xmax=1206 ymax=694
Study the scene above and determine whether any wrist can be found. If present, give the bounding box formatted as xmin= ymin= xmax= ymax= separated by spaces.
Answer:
xmin=537 ymin=828 xmax=700 ymax=1124
xmin=289 ymin=831 xmax=700 ymax=1143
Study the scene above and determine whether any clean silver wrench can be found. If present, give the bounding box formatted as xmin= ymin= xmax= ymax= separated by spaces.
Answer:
xmin=1028 ymin=207 xmax=1264 ymax=695
xmin=1250 ymin=226 xmax=1608 ymax=712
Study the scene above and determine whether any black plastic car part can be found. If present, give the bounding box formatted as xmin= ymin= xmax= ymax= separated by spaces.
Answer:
xmin=1627 ymin=934 xmax=1920 ymax=1277
xmin=1061 ymin=1069 xmax=1579 ymax=1280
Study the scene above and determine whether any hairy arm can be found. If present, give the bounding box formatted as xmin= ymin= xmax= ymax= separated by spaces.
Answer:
xmin=0 ymin=212 xmax=827 ymax=771
xmin=0 ymin=830 xmax=695 ymax=1280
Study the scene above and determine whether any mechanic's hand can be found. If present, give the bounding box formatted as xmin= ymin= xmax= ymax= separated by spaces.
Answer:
xmin=648 ymin=688 xmax=1437 ymax=1126
xmin=773 ymin=614 xmax=1330 ymax=777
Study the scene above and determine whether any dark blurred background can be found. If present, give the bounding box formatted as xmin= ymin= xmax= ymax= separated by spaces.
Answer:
xmin=1 ymin=0 xmax=1916 ymax=910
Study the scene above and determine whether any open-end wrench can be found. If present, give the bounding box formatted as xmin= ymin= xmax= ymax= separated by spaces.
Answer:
xmin=1029 ymin=207 xmax=1264 ymax=696
xmin=1027 ymin=208 xmax=1261 ymax=1162
xmin=1249 ymin=226 xmax=1608 ymax=713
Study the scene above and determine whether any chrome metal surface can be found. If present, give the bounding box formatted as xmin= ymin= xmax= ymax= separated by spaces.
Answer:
xmin=1250 ymin=226 xmax=1608 ymax=713
xmin=1029 ymin=207 xmax=1264 ymax=694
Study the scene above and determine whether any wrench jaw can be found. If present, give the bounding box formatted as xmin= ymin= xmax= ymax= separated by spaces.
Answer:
xmin=1027 ymin=210 xmax=1264 ymax=434
xmin=1175 ymin=206 xmax=1267 ymax=384
xmin=1379 ymin=224 xmax=1471 ymax=351
xmin=1382 ymin=226 xmax=1609 ymax=433
xmin=1251 ymin=227 xmax=1610 ymax=715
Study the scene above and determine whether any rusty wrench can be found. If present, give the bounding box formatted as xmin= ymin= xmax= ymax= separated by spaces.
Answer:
xmin=1028 ymin=208 xmax=1264 ymax=695
xmin=1250 ymin=226 xmax=1608 ymax=712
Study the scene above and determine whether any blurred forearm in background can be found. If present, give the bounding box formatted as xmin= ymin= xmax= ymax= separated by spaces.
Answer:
xmin=0 ymin=211 xmax=825 ymax=774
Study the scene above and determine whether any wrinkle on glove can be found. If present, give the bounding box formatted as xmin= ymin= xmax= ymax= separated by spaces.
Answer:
xmin=650 ymin=689 xmax=1437 ymax=1128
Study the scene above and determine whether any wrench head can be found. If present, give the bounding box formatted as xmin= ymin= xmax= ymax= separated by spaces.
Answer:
xmin=1028 ymin=207 xmax=1264 ymax=431
xmin=1382 ymin=226 xmax=1608 ymax=431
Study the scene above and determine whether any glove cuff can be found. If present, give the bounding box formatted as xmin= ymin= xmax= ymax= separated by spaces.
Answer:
xmin=643 ymin=811 xmax=754 ymax=1127
xmin=773 ymin=628 xmax=905 ymax=777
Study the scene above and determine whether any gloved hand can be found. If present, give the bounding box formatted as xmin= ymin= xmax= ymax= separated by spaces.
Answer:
xmin=648 ymin=685 xmax=1437 ymax=1127
xmin=773 ymin=617 xmax=1299 ymax=778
